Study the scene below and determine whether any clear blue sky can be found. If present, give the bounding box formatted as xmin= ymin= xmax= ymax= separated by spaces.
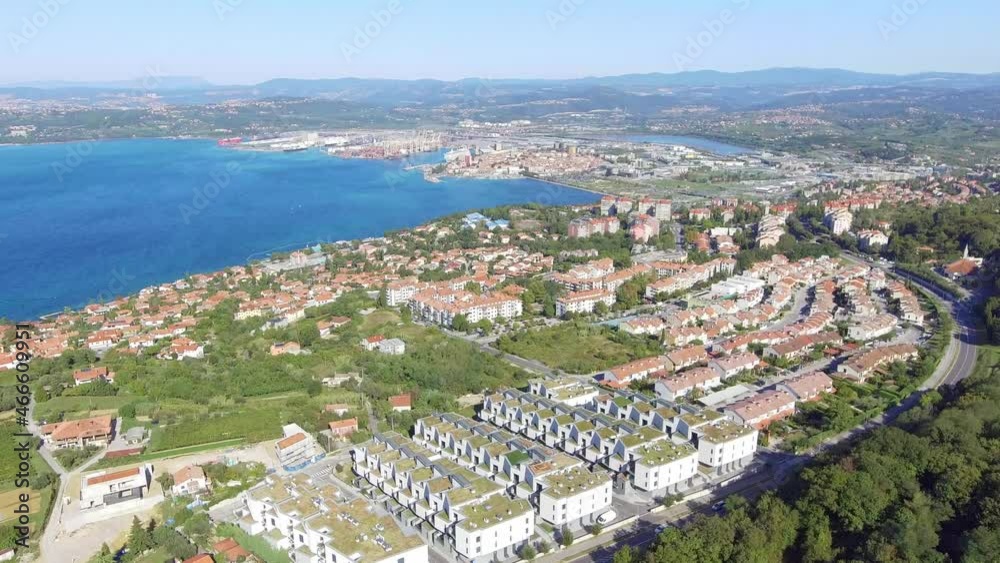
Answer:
xmin=2 ymin=0 xmax=997 ymax=84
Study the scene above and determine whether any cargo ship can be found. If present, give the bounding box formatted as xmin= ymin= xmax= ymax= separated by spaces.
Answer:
xmin=217 ymin=137 xmax=243 ymax=146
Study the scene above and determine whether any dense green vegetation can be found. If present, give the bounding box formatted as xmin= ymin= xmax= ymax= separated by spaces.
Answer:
xmin=619 ymin=346 xmax=1000 ymax=563
xmin=497 ymin=321 xmax=661 ymax=374
xmin=887 ymin=196 xmax=1000 ymax=261
xmin=53 ymin=446 xmax=100 ymax=471
xmin=28 ymin=289 xmax=528 ymax=453
xmin=893 ymin=263 xmax=964 ymax=299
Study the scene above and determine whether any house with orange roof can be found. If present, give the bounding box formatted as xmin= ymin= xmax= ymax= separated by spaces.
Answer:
xmin=328 ymin=418 xmax=359 ymax=438
xmin=212 ymin=538 xmax=251 ymax=562
xmin=389 ymin=393 xmax=412 ymax=412
xmin=73 ymin=366 xmax=115 ymax=386
xmin=41 ymin=415 xmax=114 ymax=449
xmin=80 ymin=464 xmax=152 ymax=509
xmin=274 ymin=423 xmax=322 ymax=470
xmin=172 ymin=465 xmax=210 ymax=496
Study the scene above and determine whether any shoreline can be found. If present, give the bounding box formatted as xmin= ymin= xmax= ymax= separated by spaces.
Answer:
xmin=19 ymin=177 xmax=601 ymax=323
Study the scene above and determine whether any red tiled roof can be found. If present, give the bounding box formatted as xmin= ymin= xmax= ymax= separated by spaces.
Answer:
xmin=389 ymin=394 xmax=412 ymax=408
xmin=86 ymin=467 xmax=140 ymax=486
xmin=276 ymin=433 xmax=306 ymax=450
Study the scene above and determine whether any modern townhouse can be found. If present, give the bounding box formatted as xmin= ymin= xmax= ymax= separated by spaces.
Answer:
xmin=723 ymin=389 xmax=797 ymax=429
xmin=630 ymin=439 xmax=699 ymax=494
xmin=666 ymin=345 xmax=709 ymax=372
xmin=847 ymin=313 xmax=898 ymax=341
xmin=352 ymin=433 xmax=533 ymax=563
xmin=708 ymin=353 xmax=761 ymax=380
xmin=763 ymin=331 xmax=842 ymax=362
xmin=528 ymin=378 xmax=600 ymax=407
xmin=239 ymin=474 xmax=428 ymax=563
xmin=654 ymin=367 xmax=721 ymax=401
xmin=598 ymin=356 xmax=672 ymax=389
xmin=836 ymin=344 xmax=919 ymax=382
xmin=676 ymin=411 xmax=758 ymax=475
xmin=530 ymin=464 xmax=612 ymax=528
xmin=777 ymin=371 xmax=835 ymax=402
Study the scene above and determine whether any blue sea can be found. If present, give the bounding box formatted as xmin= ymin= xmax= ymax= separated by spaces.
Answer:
xmin=0 ymin=138 xmax=599 ymax=320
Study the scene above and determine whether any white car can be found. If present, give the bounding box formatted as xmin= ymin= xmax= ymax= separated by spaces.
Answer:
xmin=597 ymin=510 xmax=617 ymax=525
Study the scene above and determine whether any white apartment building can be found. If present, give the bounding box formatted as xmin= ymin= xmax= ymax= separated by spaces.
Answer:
xmin=631 ymin=440 xmax=699 ymax=493
xmin=529 ymin=378 xmax=600 ymax=407
xmin=240 ymin=475 xmax=428 ymax=563
xmin=536 ymin=467 xmax=612 ymax=527
xmin=556 ymin=288 xmax=615 ymax=317
xmin=693 ymin=421 xmax=758 ymax=474
xmin=453 ymin=494 xmax=534 ymax=562
xmin=823 ymin=209 xmax=853 ymax=236
xmin=275 ymin=424 xmax=323 ymax=471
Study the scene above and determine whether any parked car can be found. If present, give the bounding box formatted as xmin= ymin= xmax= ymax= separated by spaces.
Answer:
xmin=597 ymin=510 xmax=617 ymax=525
xmin=711 ymin=501 xmax=726 ymax=512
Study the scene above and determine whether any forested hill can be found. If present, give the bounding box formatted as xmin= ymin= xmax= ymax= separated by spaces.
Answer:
xmin=620 ymin=348 xmax=1000 ymax=563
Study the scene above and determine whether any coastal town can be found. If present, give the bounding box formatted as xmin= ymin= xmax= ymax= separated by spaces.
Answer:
xmin=1 ymin=130 xmax=993 ymax=563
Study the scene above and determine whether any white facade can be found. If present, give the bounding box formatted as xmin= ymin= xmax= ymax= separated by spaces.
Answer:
xmin=537 ymin=477 xmax=612 ymax=526
xmin=695 ymin=423 xmax=758 ymax=471
xmin=631 ymin=442 xmax=699 ymax=493
xmin=454 ymin=505 xmax=534 ymax=562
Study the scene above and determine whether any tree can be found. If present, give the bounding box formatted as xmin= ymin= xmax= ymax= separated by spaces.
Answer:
xmin=119 ymin=403 xmax=136 ymax=418
xmin=543 ymin=296 xmax=557 ymax=318
xmin=594 ymin=302 xmax=609 ymax=316
xmin=591 ymin=522 xmax=604 ymax=536
xmin=92 ymin=544 xmax=116 ymax=563
xmin=521 ymin=543 xmax=537 ymax=560
xmin=452 ymin=314 xmax=470 ymax=332
xmin=127 ymin=516 xmax=154 ymax=557
xmin=521 ymin=289 xmax=536 ymax=309
xmin=613 ymin=545 xmax=636 ymax=563
xmin=183 ymin=512 xmax=212 ymax=545
xmin=537 ymin=539 xmax=551 ymax=554
xmin=156 ymin=472 xmax=175 ymax=494
xmin=560 ymin=524 xmax=574 ymax=547
xmin=376 ymin=285 xmax=388 ymax=308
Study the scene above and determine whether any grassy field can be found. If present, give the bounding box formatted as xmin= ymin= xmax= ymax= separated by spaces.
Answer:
xmin=497 ymin=321 xmax=661 ymax=374
xmin=90 ymin=438 xmax=247 ymax=470
xmin=33 ymin=395 xmax=138 ymax=422
xmin=967 ymin=345 xmax=999 ymax=384
xmin=148 ymin=409 xmax=283 ymax=452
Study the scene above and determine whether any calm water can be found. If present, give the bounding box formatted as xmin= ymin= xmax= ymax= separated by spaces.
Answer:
xmin=0 ymin=139 xmax=599 ymax=319
xmin=621 ymin=135 xmax=754 ymax=155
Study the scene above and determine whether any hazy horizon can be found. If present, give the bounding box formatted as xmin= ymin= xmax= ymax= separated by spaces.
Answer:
xmin=3 ymin=0 xmax=998 ymax=84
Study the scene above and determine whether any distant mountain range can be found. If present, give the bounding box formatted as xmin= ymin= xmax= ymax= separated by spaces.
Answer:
xmin=5 ymin=68 xmax=1000 ymax=114
xmin=7 ymin=68 xmax=1000 ymax=93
